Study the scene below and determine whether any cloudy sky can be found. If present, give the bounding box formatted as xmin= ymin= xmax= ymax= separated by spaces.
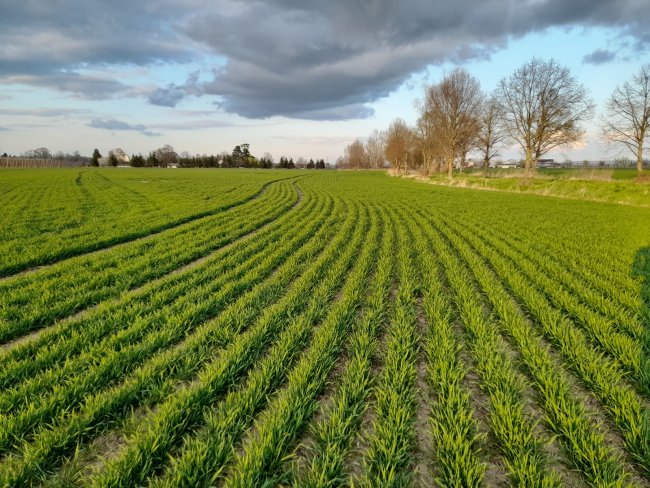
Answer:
xmin=1 ymin=0 xmax=649 ymax=162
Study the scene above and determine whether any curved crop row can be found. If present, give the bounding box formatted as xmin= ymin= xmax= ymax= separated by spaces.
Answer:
xmin=0 ymin=177 xmax=300 ymax=342
xmin=219 ymin=205 xmax=382 ymax=488
xmin=0 ymin=187 xmax=353 ymax=486
xmin=0 ymin=184 xmax=324 ymax=392
xmin=89 ymin=200 xmax=372 ymax=488
xmin=289 ymin=208 xmax=395 ymax=488
xmin=0 ymin=170 xmax=291 ymax=276
xmin=0 ymin=190 xmax=335 ymax=457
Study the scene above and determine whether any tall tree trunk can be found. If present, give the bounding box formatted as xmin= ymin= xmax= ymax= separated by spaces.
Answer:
xmin=423 ymin=150 xmax=432 ymax=176
xmin=447 ymin=156 xmax=453 ymax=179
xmin=524 ymin=147 xmax=533 ymax=178
xmin=483 ymin=157 xmax=489 ymax=178
xmin=637 ymin=143 xmax=644 ymax=174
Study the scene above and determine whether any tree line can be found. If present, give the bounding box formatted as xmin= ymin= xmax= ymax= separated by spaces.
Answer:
xmin=12 ymin=144 xmax=330 ymax=170
xmin=340 ymin=59 xmax=650 ymax=176
xmin=1 ymin=148 xmax=90 ymax=165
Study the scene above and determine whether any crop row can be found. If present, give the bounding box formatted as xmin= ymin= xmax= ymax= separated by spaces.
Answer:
xmin=0 ymin=177 xmax=300 ymax=342
xmin=0 ymin=170 xmax=288 ymax=275
xmin=357 ymin=210 xmax=419 ymax=486
xmin=0 ymin=180 xmax=309 ymax=386
xmin=0 ymin=186 xmax=332 ymax=437
xmin=0 ymin=186 xmax=352 ymax=485
xmin=89 ymin=199 xmax=373 ymax=487
xmin=428 ymin=208 xmax=648 ymax=482
xmin=290 ymin=207 xmax=395 ymax=487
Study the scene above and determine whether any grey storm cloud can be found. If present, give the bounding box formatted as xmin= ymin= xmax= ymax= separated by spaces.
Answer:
xmin=583 ymin=49 xmax=617 ymax=65
xmin=149 ymin=72 xmax=201 ymax=107
xmin=88 ymin=118 xmax=161 ymax=137
xmin=1 ymin=0 xmax=649 ymax=119
xmin=180 ymin=0 xmax=650 ymax=119
xmin=0 ymin=0 xmax=197 ymax=98
xmin=148 ymin=86 xmax=187 ymax=108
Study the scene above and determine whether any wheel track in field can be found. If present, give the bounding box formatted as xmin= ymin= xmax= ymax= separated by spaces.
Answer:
xmin=0 ymin=174 xmax=303 ymax=280
xmin=80 ymin=195 xmax=344 ymax=480
xmin=0 ymin=180 xmax=306 ymax=353
xmin=0 ymin=180 xmax=300 ymax=348
xmin=0 ymin=182 xmax=323 ymax=422
xmin=81 ymin=197 xmax=365 ymax=487
xmin=146 ymin=180 xmax=305 ymax=291
xmin=0 ymin=194 xmax=328 ymax=465
xmin=0 ymin=185 xmax=322 ymax=419
xmin=0 ymin=185 xmax=342 ymax=486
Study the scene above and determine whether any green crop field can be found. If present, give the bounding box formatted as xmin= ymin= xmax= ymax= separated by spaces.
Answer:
xmin=0 ymin=168 xmax=649 ymax=487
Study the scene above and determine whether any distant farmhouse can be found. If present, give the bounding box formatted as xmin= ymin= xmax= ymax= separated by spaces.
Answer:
xmin=496 ymin=159 xmax=520 ymax=169
xmin=536 ymin=158 xmax=557 ymax=168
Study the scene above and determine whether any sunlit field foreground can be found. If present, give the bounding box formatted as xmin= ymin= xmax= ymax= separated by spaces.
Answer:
xmin=0 ymin=168 xmax=649 ymax=487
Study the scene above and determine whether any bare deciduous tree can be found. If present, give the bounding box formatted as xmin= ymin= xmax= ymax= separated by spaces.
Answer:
xmin=344 ymin=139 xmax=366 ymax=169
xmin=365 ymin=130 xmax=386 ymax=169
xmin=155 ymin=144 xmax=177 ymax=167
xmin=420 ymin=68 xmax=482 ymax=179
xmin=601 ymin=64 xmax=650 ymax=174
xmin=496 ymin=58 xmax=594 ymax=176
xmin=476 ymin=96 xmax=507 ymax=177
xmin=384 ymin=118 xmax=412 ymax=173
xmin=262 ymin=152 xmax=274 ymax=164
xmin=415 ymin=103 xmax=441 ymax=176
xmin=23 ymin=147 xmax=51 ymax=159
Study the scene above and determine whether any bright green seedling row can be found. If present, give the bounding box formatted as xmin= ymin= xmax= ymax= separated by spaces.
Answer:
xmin=0 ymin=169 xmax=648 ymax=487
xmin=0 ymin=169 xmax=290 ymax=275
xmin=0 ymin=177 xmax=300 ymax=343
xmin=0 ymin=188 xmax=334 ymax=458
xmin=0 ymin=181 xmax=314 ymax=387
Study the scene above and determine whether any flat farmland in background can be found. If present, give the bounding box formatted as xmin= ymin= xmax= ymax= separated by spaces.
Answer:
xmin=0 ymin=168 xmax=649 ymax=487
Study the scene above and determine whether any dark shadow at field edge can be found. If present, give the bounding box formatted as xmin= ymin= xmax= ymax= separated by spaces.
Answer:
xmin=632 ymin=247 xmax=650 ymax=368
xmin=632 ymin=247 xmax=650 ymax=322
